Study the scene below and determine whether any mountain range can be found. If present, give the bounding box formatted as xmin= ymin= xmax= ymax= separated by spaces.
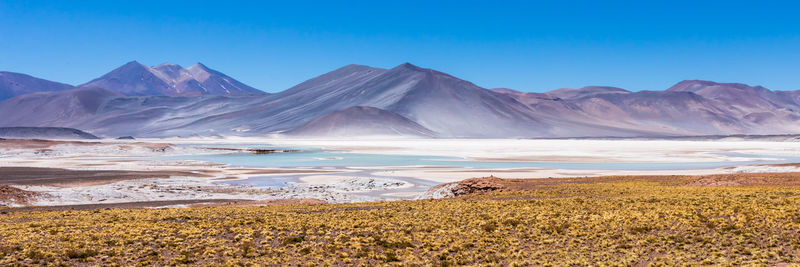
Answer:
xmin=1 ymin=61 xmax=799 ymax=138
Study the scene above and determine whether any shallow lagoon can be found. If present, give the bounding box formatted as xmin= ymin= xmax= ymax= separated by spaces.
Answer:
xmin=165 ymin=147 xmax=798 ymax=171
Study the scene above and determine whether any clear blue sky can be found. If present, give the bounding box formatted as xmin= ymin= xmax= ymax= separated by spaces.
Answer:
xmin=1 ymin=0 xmax=799 ymax=92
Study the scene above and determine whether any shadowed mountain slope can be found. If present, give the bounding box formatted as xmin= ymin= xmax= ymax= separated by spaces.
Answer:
xmin=286 ymin=106 xmax=437 ymax=137
xmin=0 ymin=88 xmax=123 ymax=128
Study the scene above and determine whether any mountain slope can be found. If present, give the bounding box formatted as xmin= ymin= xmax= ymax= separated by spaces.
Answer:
xmin=546 ymin=86 xmax=631 ymax=100
xmin=494 ymin=80 xmax=800 ymax=136
xmin=80 ymin=61 xmax=172 ymax=96
xmin=286 ymin=106 xmax=436 ymax=137
xmin=185 ymin=63 xmax=263 ymax=95
xmin=83 ymin=94 xmax=270 ymax=137
xmin=0 ymin=88 xmax=123 ymax=128
xmin=4 ymin=63 xmax=800 ymax=138
xmin=0 ymin=72 xmax=74 ymax=101
xmin=0 ymin=127 xmax=99 ymax=139
xmin=80 ymin=61 xmax=265 ymax=96
xmin=188 ymin=63 xmax=557 ymax=137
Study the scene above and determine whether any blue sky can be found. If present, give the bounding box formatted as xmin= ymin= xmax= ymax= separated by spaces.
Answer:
xmin=1 ymin=0 xmax=799 ymax=92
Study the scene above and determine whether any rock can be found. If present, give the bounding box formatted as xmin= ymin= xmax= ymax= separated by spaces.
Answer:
xmin=419 ymin=176 xmax=506 ymax=199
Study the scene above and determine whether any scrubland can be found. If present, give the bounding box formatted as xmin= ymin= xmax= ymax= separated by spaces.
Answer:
xmin=2 ymin=173 xmax=800 ymax=266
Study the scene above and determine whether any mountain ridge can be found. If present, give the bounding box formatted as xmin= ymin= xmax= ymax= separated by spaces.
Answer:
xmin=0 ymin=71 xmax=75 ymax=101
xmin=2 ymin=62 xmax=800 ymax=138
xmin=79 ymin=61 xmax=265 ymax=96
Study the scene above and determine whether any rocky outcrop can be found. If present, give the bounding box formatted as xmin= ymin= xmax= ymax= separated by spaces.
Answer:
xmin=418 ymin=176 xmax=506 ymax=199
xmin=0 ymin=185 xmax=41 ymax=207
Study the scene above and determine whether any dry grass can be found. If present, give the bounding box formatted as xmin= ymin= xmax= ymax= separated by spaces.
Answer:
xmin=2 ymin=173 xmax=800 ymax=265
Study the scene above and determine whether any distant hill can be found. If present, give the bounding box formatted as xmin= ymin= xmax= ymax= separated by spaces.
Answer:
xmin=0 ymin=71 xmax=74 ymax=101
xmin=0 ymin=127 xmax=99 ymax=139
xmin=2 ymin=62 xmax=800 ymax=138
xmin=79 ymin=61 xmax=265 ymax=96
xmin=286 ymin=106 xmax=436 ymax=137
xmin=493 ymin=80 xmax=800 ymax=136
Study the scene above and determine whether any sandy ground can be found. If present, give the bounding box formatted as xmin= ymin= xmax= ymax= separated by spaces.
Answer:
xmin=2 ymin=137 xmax=800 ymax=207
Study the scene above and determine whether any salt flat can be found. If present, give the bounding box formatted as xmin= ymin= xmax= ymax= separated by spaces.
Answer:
xmin=209 ymin=137 xmax=800 ymax=163
xmin=3 ymin=137 xmax=800 ymax=207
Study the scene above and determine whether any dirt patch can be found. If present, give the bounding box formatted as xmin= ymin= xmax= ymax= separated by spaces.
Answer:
xmin=0 ymin=139 xmax=87 ymax=149
xmin=0 ymin=185 xmax=41 ymax=206
xmin=190 ymin=198 xmax=325 ymax=208
xmin=0 ymin=199 xmax=256 ymax=212
xmin=767 ymin=163 xmax=800 ymax=168
xmin=0 ymin=167 xmax=210 ymax=186
xmin=493 ymin=173 xmax=800 ymax=189
xmin=687 ymin=173 xmax=800 ymax=186
xmin=0 ymin=138 xmax=174 ymax=151
xmin=432 ymin=172 xmax=800 ymax=198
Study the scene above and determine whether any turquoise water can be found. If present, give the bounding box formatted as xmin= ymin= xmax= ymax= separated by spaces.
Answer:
xmin=163 ymin=147 xmax=800 ymax=171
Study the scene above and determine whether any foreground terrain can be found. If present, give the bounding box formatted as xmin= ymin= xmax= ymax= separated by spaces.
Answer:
xmin=2 ymin=173 xmax=800 ymax=265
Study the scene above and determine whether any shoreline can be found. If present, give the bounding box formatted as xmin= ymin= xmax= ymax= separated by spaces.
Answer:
xmin=3 ymin=137 xmax=800 ymax=207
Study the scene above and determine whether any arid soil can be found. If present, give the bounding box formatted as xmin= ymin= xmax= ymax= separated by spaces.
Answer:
xmin=0 ymin=167 xmax=207 ymax=186
xmin=686 ymin=172 xmax=800 ymax=186
xmin=0 ymin=138 xmax=172 ymax=151
xmin=431 ymin=172 xmax=800 ymax=197
xmin=189 ymin=198 xmax=326 ymax=208
xmin=0 ymin=199 xmax=254 ymax=212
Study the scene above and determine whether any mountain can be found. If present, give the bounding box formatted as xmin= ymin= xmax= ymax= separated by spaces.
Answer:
xmin=79 ymin=61 xmax=265 ymax=96
xmin=667 ymin=80 xmax=788 ymax=110
xmin=0 ymin=127 xmax=99 ymax=139
xmin=3 ymin=62 xmax=800 ymax=138
xmin=0 ymin=88 xmax=123 ymax=128
xmin=665 ymin=80 xmax=800 ymax=128
xmin=0 ymin=72 xmax=74 ymax=101
xmin=494 ymin=80 xmax=800 ymax=136
xmin=286 ymin=106 xmax=437 ymax=137
xmin=82 ymin=94 xmax=270 ymax=137
xmin=546 ymin=86 xmax=631 ymax=100
xmin=177 ymin=63 xmax=562 ymax=137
